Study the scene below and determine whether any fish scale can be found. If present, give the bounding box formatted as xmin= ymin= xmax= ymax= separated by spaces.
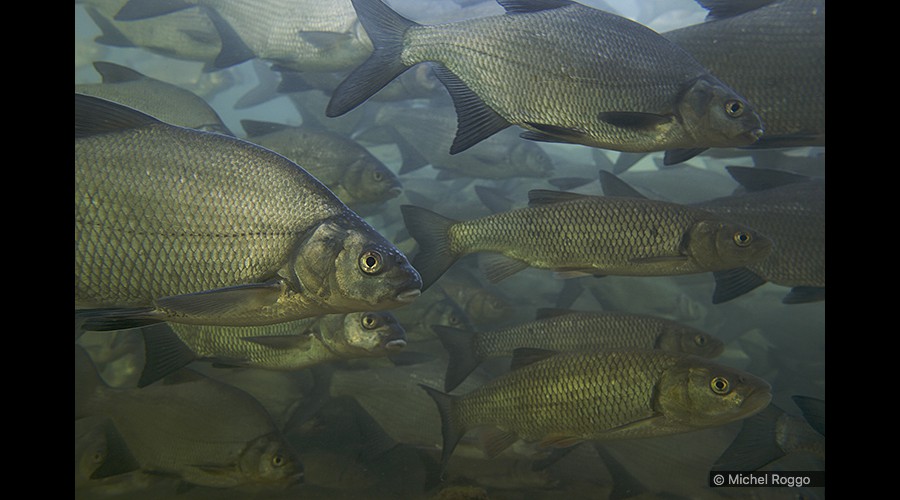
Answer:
xmin=329 ymin=0 xmax=764 ymax=155
xmin=449 ymin=197 xmax=722 ymax=273
xmin=76 ymin=124 xmax=340 ymax=307
xmin=455 ymin=351 xmax=666 ymax=442
xmin=471 ymin=312 xmax=721 ymax=360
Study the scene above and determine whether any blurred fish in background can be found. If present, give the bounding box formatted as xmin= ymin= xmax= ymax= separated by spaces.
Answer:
xmin=75 ymin=0 xmax=825 ymax=498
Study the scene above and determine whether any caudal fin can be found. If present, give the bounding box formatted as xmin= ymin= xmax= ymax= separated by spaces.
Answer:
xmin=401 ymin=205 xmax=460 ymax=291
xmin=419 ymin=384 xmax=464 ymax=476
xmin=432 ymin=325 xmax=481 ymax=392
xmin=326 ymin=0 xmax=418 ymax=117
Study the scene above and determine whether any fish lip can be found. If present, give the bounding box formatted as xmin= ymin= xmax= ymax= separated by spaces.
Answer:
xmin=388 ymin=187 xmax=403 ymax=198
xmin=384 ymin=338 xmax=407 ymax=351
xmin=395 ymin=289 xmax=421 ymax=303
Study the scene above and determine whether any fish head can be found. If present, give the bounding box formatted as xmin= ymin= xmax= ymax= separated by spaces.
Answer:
xmin=508 ymin=141 xmax=555 ymax=178
xmin=657 ymin=357 xmax=773 ymax=428
xmin=345 ymin=156 xmax=403 ymax=204
xmin=677 ymin=76 xmax=765 ymax=148
xmin=239 ymin=433 xmax=304 ymax=486
xmin=658 ymin=327 xmax=725 ymax=358
xmin=290 ymin=220 xmax=422 ymax=312
xmin=332 ymin=311 xmax=408 ymax=355
xmin=685 ymin=218 xmax=773 ymax=271
xmin=426 ymin=298 xmax=475 ymax=331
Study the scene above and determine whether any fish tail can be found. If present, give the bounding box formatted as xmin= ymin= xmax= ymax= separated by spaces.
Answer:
xmin=712 ymin=403 xmax=786 ymax=471
xmin=401 ymin=205 xmax=460 ymax=291
xmin=326 ymin=0 xmax=418 ymax=117
xmin=74 ymin=345 xmax=108 ymax=418
xmin=419 ymin=384 xmax=464 ymax=476
xmin=138 ymin=324 xmax=198 ymax=388
xmin=432 ymin=325 xmax=481 ymax=392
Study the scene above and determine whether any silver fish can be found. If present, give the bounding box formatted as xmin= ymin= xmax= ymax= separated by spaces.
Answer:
xmin=75 ymin=93 xmax=421 ymax=329
xmin=75 ymin=345 xmax=304 ymax=489
xmin=75 ymin=61 xmax=233 ymax=135
xmin=137 ymin=311 xmax=407 ymax=387
xmin=421 ymin=348 xmax=772 ymax=472
xmin=663 ymin=0 xmax=825 ymax=164
xmin=240 ymin=119 xmax=402 ymax=208
xmin=401 ymin=189 xmax=773 ymax=290
xmin=115 ymin=0 xmax=373 ymax=72
xmin=327 ymin=0 xmax=764 ymax=155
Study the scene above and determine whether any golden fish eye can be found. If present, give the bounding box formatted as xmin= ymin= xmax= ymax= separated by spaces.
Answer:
xmin=694 ymin=334 xmax=707 ymax=346
xmin=710 ymin=376 xmax=731 ymax=395
xmin=733 ymin=231 xmax=752 ymax=247
xmin=359 ymin=250 xmax=383 ymax=274
xmin=361 ymin=313 xmax=380 ymax=329
xmin=272 ymin=455 xmax=285 ymax=467
xmin=725 ymin=99 xmax=744 ymax=117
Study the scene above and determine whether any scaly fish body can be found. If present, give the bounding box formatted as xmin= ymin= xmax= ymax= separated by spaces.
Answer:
xmin=697 ymin=167 xmax=825 ymax=304
xmin=75 ymin=346 xmax=304 ymax=489
xmin=664 ymin=0 xmax=825 ymax=149
xmin=328 ymin=0 xmax=764 ymax=155
xmin=241 ymin=119 xmax=401 ymax=208
xmin=402 ymin=190 xmax=773 ymax=289
xmin=75 ymin=93 xmax=421 ymax=328
xmin=421 ymin=349 xmax=772 ymax=470
xmin=434 ymin=309 xmax=725 ymax=391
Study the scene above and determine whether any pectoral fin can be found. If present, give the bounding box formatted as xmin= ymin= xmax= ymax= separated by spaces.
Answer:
xmin=155 ymin=281 xmax=285 ymax=318
xmin=598 ymin=111 xmax=672 ymax=130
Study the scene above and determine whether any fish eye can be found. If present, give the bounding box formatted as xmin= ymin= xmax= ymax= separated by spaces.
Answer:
xmin=359 ymin=250 xmax=384 ymax=274
xmin=732 ymin=231 xmax=752 ymax=247
xmin=373 ymin=170 xmax=383 ymax=182
xmin=272 ymin=454 xmax=285 ymax=467
xmin=694 ymin=334 xmax=707 ymax=346
xmin=710 ymin=376 xmax=731 ymax=395
xmin=361 ymin=313 xmax=380 ymax=329
xmin=448 ymin=313 xmax=460 ymax=325
xmin=724 ymin=99 xmax=744 ymax=117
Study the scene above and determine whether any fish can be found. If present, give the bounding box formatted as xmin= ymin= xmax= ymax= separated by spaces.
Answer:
xmin=662 ymin=0 xmax=825 ymax=164
xmin=240 ymin=119 xmax=402 ymax=209
xmin=75 ymin=416 xmax=141 ymax=487
xmin=434 ymin=307 xmax=725 ymax=391
xmin=420 ymin=348 xmax=772 ymax=472
xmin=599 ymin=166 xmax=825 ymax=304
xmin=81 ymin=0 xmax=222 ymax=67
xmin=75 ymin=61 xmax=233 ymax=135
xmin=137 ymin=311 xmax=407 ymax=387
xmin=114 ymin=0 xmax=373 ymax=73
xmin=326 ymin=0 xmax=764 ymax=155
xmin=713 ymin=395 xmax=824 ymax=471
xmin=387 ymin=287 xmax=475 ymax=343
xmin=75 ymin=345 xmax=304 ymax=489
xmin=369 ymin=103 xmax=554 ymax=181
xmin=75 ymin=93 xmax=421 ymax=330
xmin=401 ymin=189 xmax=773 ymax=290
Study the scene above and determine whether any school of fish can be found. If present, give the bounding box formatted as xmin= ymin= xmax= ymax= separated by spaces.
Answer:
xmin=75 ymin=0 xmax=825 ymax=498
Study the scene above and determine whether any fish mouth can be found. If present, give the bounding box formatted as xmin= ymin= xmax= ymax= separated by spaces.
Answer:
xmin=383 ymin=338 xmax=408 ymax=351
xmin=395 ymin=289 xmax=421 ymax=303
xmin=388 ymin=187 xmax=403 ymax=198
